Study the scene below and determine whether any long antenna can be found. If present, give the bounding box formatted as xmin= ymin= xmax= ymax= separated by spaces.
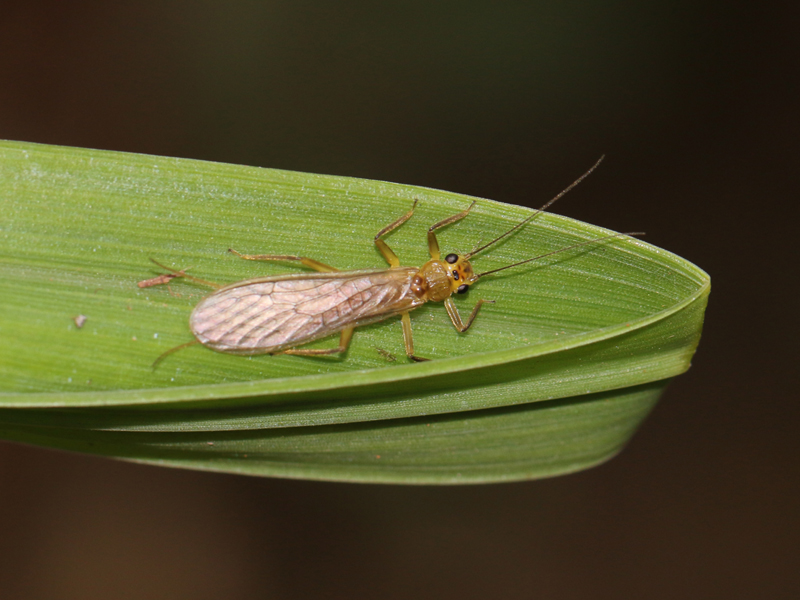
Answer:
xmin=476 ymin=231 xmax=644 ymax=278
xmin=465 ymin=155 xmax=605 ymax=259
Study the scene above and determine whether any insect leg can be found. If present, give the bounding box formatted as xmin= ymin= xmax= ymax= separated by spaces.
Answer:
xmin=401 ymin=312 xmax=429 ymax=362
xmin=374 ymin=199 xmax=418 ymax=267
xmin=144 ymin=259 xmax=221 ymax=289
xmin=138 ymin=270 xmax=184 ymax=289
xmin=443 ymin=297 xmax=495 ymax=332
xmin=280 ymin=327 xmax=354 ymax=357
xmin=152 ymin=340 xmax=202 ymax=370
xmin=427 ymin=201 xmax=476 ymax=260
xmin=228 ymin=249 xmax=339 ymax=272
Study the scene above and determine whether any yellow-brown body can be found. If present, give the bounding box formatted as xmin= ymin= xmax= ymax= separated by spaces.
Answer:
xmin=190 ymin=254 xmax=479 ymax=356
xmin=186 ymin=200 xmax=487 ymax=362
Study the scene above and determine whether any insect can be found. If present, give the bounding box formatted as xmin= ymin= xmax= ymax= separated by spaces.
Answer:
xmin=143 ymin=158 xmax=641 ymax=366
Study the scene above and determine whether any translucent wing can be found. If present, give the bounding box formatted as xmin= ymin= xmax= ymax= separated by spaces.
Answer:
xmin=190 ymin=268 xmax=423 ymax=354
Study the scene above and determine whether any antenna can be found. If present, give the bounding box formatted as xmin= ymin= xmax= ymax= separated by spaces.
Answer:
xmin=476 ymin=231 xmax=644 ymax=278
xmin=465 ymin=156 xmax=605 ymax=259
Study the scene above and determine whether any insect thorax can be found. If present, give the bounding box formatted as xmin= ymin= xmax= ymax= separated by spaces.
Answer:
xmin=414 ymin=260 xmax=453 ymax=302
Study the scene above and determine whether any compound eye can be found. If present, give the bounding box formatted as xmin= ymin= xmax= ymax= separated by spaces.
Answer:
xmin=445 ymin=253 xmax=459 ymax=264
xmin=457 ymin=284 xmax=469 ymax=294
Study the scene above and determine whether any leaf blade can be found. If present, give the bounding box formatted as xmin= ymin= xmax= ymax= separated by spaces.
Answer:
xmin=0 ymin=141 xmax=709 ymax=482
xmin=0 ymin=383 xmax=664 ymax=484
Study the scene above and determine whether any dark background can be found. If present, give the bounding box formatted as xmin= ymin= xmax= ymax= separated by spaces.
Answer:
xmin=1 ymin=2 xmax=797 ymax=598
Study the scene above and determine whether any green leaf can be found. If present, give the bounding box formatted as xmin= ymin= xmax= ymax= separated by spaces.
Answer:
xmin=0 ymin=140 xmax=709 ymax=483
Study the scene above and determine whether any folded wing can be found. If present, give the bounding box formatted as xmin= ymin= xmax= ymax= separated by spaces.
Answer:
xmin=190 ymin=268 xmax=422 ymax=354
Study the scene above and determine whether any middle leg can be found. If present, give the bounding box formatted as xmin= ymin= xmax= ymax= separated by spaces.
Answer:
xmin=228 ymin=249 xmax=339 ymax=272
xmin=280 ymin=327 xmax=354 ymax=357
xmin=374 ymin=199 xmax=418 ymax=267
xmin=401 ymin=312 xmax=429 ymax=362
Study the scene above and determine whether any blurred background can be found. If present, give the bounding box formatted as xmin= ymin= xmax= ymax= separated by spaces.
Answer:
xmin=1 ymin=1 xmax=797 ymax=598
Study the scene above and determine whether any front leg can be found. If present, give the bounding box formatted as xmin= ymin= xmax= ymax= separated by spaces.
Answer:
xmin=443 ymin=297 xmax=495 ymax=332
xmin=401 ymin=312 xmax=429 ymax=362
xmin=426 ymin=201 xmax=476 ymax=260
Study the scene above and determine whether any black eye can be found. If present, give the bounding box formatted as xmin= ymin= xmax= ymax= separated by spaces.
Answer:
xmin=452 ymin=271 xmax=460 ymax=281
xmin=457 ymin=284 xmax=469 ymax=294
xmin=445 ymin=253 xmax=458 ymax=264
